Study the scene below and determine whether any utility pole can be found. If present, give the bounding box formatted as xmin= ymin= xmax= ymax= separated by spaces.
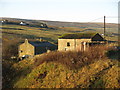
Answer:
xmin=104 ymin=16 xmax=106 ymax=39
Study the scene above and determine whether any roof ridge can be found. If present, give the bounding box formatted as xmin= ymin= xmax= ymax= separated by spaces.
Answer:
xmin=59 ymin=33 xmax=98 ymax=39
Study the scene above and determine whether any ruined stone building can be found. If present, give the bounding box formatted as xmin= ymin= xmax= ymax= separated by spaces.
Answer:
xmin=58 ymin=33 xmax=106 ymax=51
xmin=19 ymin=39 xmax=57 ymax=58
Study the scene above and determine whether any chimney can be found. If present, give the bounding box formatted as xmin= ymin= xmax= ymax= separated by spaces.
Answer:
xmin=25 ymin=39 xmax=28 ymax=44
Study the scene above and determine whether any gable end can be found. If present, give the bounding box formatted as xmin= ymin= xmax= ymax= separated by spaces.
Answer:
xmin=92 ymin=33 xmax=104 ymax=41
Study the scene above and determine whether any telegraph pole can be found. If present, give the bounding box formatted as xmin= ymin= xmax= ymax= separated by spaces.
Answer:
xmin=104 ymin=16 xmax=106 ymax=39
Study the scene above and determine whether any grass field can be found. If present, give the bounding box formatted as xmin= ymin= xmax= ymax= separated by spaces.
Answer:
xmin=1 ymin=20 xmax=118 ymax=43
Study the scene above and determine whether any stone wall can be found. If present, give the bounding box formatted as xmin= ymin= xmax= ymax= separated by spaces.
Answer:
xmin=58 ymin=39 xmax=91 ymax=51
xmin=19 ymin=42 xmax=34 ymax=57
xmin=58 ymin=39 xmax=75 ymax=51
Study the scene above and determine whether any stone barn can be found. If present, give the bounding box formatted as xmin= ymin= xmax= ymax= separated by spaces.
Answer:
xmin=58 ymin=33 xmax=106 ymax=51
xmin=19 ymin=39 xmax=57 ymax=58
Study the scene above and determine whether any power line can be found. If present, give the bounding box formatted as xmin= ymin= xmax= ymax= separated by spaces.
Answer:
xmin=106 ymin=16 xmax=119 ymax=18
xmin=86 ymin=16 xmax=118 ymax=24
xmin=87 ymin=17 xmax=103 ymax=23
xmin=88 ymin=16 xmax=119 ymax=23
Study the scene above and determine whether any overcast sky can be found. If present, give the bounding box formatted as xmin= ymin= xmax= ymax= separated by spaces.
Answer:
xmin=0 ymin=0 xmax=119 ymax=23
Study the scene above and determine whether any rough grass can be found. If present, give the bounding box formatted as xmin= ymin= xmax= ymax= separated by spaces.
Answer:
xmin=34 ymin=45 xmax=108 ymax=69
xmin=13 ymin=59 xmax=119 ymax=88
xmin=58 ymin=32 xmax=97 ymax=39
xmin=3 ymin=45 xmax=119 ymax=88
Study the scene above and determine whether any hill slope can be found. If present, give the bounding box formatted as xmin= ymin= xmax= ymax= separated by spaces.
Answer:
xmin=1 ymin=17 xmax=118 ymax=44
xmin=7 ymin=52 xmax=120 ymax=88
xmin=3 ymin=46 xmax=119 ymax=88
xmin=2 ymin=17 xmax=118 ymax=28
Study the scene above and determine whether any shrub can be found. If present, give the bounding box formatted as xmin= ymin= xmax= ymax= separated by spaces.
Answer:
xmin=106 ymin=49 xmax=119 ymax=60
xmin=2 ymin=37 xmax=21 ymax=60
xmin=34 ymin=45 xmax=108 ymax=69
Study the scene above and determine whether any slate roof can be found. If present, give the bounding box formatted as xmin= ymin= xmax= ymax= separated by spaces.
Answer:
xmin=59 ymin=33 xmax=98 ymax=39
xmin=29 ymin=41 xmax=55 ymax=47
